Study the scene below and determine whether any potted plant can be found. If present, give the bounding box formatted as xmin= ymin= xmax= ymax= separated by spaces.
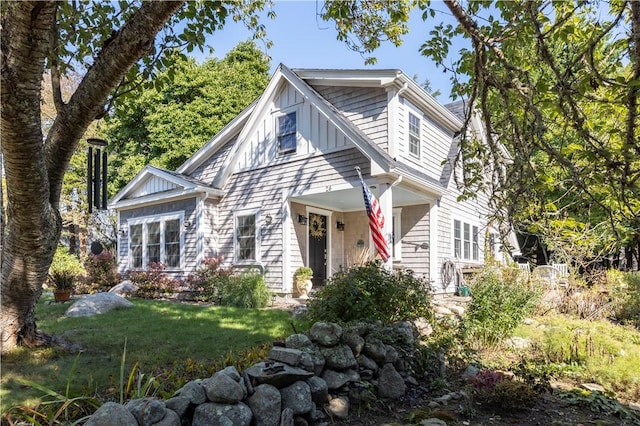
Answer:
xmin=294 ymin=266 xmax=313 ymax=299
xmin=49 ymin=246 xmax=84 ymax=302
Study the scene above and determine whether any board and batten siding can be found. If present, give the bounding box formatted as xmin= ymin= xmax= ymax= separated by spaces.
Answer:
xmin=129 ymin=176 xmax=180 ymax=199
xmin=117 ymin=198 xmax=198 ymax=277
xmin=312 ymin=86 xmax=389 ymax=152
xmin=234 ymin=83 xmax=355 ymax=172
xmin=217 ymin=148 xmax=370 ymax=291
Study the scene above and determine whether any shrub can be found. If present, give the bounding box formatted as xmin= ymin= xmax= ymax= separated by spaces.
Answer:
xmin=463 ymin=267 xmax=542 ymax=346
xmin=48 ymin=246 xmax=85 ymax=290
xmin=612 ymin=271 xmax=640 ymax=329
xmin=83 ymin=251 xmax=119 ymax=292
xmin=127 ymin=263 xmax=179 ymax=299
xmin=305 ymin=261 xmax=433 ymax=324
xmin=470 ymin=370 xmax=538 ymax=411
xmin=219 ymin=270 xmax=271 ymax=309
xmin=184 ymin=256 xmax=233 ymax=302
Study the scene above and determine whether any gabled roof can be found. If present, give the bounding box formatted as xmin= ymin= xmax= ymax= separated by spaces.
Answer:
xmin=209 ymin=64 xmax=399 ymax=189
xmin=294 ymin=68 xmax=463 ymax=133
xmin=109 ymin=165 xmax=223 ymax=210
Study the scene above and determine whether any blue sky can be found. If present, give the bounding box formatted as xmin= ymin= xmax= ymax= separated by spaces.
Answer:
xmin=194 ymin=1 xmax=464 ymax=102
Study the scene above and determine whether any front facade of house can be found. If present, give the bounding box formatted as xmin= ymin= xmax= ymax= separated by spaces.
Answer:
xmin=110 ymin=64 xmax=517 ymax=295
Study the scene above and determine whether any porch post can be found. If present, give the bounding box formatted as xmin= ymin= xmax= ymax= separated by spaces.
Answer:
xmin=377 ymin=182 xmax=393 ymax=270
xmin=429 ymin=198 xmax=440 ymax=291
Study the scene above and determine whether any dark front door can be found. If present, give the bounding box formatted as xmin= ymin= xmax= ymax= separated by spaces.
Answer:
xmin=308 ymin=213 xmax=327 ymax=288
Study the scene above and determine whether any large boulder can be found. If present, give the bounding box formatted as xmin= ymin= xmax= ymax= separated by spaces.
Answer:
xmin=246 ymin=384 xmax=281 ymax=426
xmin=84 ymin=402 xmax=137 ymax=426
xmin=65 ymin=292 xmax=133 ymax=317
xmin=192 ymin=402 xmax=252 ymax=426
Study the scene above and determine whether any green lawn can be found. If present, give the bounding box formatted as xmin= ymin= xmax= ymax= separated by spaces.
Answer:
xmin=1 ymin=296 xmax=302 ymax=410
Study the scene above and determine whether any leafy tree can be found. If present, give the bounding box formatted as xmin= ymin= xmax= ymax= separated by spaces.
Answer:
xmin=322 ymin=0 xmax=640 ymax=269
xmin=0 ymin=0 xmax=271 ymax=352
xmin=105 ymin=41 xmax=270 ymax=195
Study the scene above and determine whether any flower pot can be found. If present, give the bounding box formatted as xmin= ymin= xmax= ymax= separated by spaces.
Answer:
xmin=296 ymin=277 xmax=313 ymax=299
xmin=53 ymin=289 xmax=72 ymax=302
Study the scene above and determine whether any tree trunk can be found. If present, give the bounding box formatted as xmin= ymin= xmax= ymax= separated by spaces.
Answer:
xmin=1 ymin=1 xmax=185 ymax=353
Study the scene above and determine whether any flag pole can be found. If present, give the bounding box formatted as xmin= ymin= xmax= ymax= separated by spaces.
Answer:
xmin=354 ymin=166 xmax=390 ymax=263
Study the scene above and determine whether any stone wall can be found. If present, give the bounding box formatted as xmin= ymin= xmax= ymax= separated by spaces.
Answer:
xmin=85 ymin=320 xmax=421 ymax=426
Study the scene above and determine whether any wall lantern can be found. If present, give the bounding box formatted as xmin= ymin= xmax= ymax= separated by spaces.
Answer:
xmin=297 ymin=215 xmax=308 ymax=225
xmin=119 ymin=224 xmax=128 ymax=236
xmin=264 ymin=214 xmax=273 ymax=225
xmin=184 ymin=220 xmax=192 ymax=230
xmin=336 ymin=221 xmax=345 ymax=231
xmin=356 ymin=239 xmax=365 ymax=249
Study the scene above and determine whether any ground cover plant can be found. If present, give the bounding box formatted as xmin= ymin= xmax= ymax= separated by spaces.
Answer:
xmin=1 ymin=296 xmax=301 ymax=413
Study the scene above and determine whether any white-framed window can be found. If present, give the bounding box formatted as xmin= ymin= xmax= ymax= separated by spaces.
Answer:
xmin=128 ymin=214 xmax=183 ymax=269
xmin=453 ymin=219 xmax=481 ymax=261
xmin=391 ymin=208 xmax=402 ymax=261
xmin=234 ymin=210 xmax=260 ymax=263
xmin=472 ymin=225 xmax=479 ymax=260
xmin=463 ymin=223 xmax=470 ymax=259
xmin=408 ymin=112 xmax=421 ymax=158
xmin=453 ymin=219 xmax=462 ymax=259
xmin=277 ymin=111 xmax=297 ymax=155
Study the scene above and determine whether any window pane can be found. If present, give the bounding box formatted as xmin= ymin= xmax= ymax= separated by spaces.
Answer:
xmin=130 ymin=224 xmax=143 ymax=268
xmin=278 ymin=112 xmax=296 ymax=153
xmin=147 ymin=222 xmax=160 ymax=265
xmin=472 ymin=226 xmax=479 ymax=260
xmin=237 ymin=215 xmax=256 ymax=260
xmin=165 ymin=219 xmax=180 ymax=267
xmin=453 ymin=220 xmax=461 ymax=259
xmin=409 ymin=113 xmax=420 ymax=157
xmin=463 ymin=223 xmax=470 ymax=259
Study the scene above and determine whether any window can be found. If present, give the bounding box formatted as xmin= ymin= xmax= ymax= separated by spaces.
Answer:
xmin=236 ymin=213 xmax=257 ymax=261
xmin=128 ymin=215 xmax=183 ymax=269
xmin=408 ymin=113 xmax=421 ymax=157
xmin=454 ymin=220 xmax=461 ymax=259
xmin=453 ymin=219 xmax=481 ymax=261
xmin=277 ymin=111 xmax=297 ymax=154
xmin=463 ymin=223 xmax=470 ymax=259
xmin=472 ymin=226 xmax=479 ymax=260
xmin=130 ymin=224 xmax=143 ymax=268
xmin=391 ymin=209 xmax=402 ymax=260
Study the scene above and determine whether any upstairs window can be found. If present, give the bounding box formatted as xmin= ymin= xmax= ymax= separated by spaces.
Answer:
xmin=278 ymin=111 xmax=297 ymax=154
xmin=408 ymin=113 xmax=421 ymax=157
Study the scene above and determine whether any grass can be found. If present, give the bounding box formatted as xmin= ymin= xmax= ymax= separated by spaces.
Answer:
xmin=479 ymin=314 xmax=640 ymax=403
xmin=1 ymin=295 xmax=302 ymax=410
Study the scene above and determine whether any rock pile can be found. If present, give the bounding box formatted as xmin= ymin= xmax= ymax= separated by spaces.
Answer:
xmin=85 ymin=320 xmax=423 ymax=426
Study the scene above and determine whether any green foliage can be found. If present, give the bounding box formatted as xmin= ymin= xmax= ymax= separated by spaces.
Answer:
xmin=126 ymin=263 xmax=179 ymax=298
xmin=219 ymin=270 xmax=271 ymax=309
xmin=305 ymin=261 xmax=433 ymax=324
xmin=185 ymin=256 xmax=234 ymax=302
xmin=82 ymin=251 xmax=119 ymax=292
xmin=106 ymin=41 xmax=271 ymax=195
xmin=1 ymin=353 xmax=100 ymax=425
xmin=612 ymin=272 xmax=640 ymax=329
xmin=48 ymin=246 xmax=85 ymax=290
xmin=294 ymin=266 xmax=313 ymax=279
xmin=463 ymin=267 xmax=542 ymax=346
xmin=558 ymin=388 xmax=640 ymax=424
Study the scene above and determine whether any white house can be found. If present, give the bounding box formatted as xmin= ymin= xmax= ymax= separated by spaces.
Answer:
xmin=110 ymin=64 xmax=519 ymax=295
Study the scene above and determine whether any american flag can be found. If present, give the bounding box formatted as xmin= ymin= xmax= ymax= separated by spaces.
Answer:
xmin=356 ymin=167 xmax=390 ymax=262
